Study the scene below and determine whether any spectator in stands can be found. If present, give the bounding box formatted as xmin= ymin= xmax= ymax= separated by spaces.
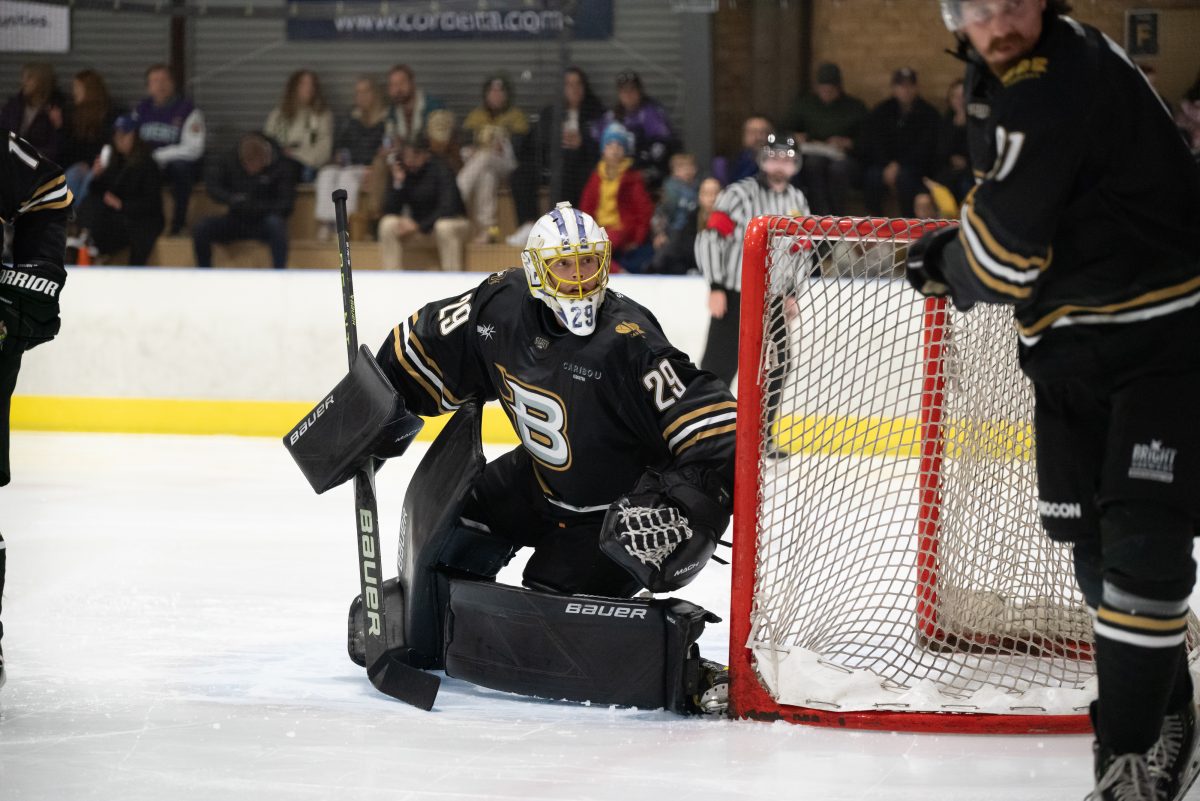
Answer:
xmin=0 ymin=62 xmax=65 ymax=162
xmin=785 ymin=62 xmax=867 ymax=215
xmin=594 ymin=71 xmax=676 ymax=190
xmin=133 ymin=64 xmax=206 ymax=235
xmin=580 ymin=122 xmax=654 ymax=273
xmin=60 ymin=69 xmax=117 ymax=207
xmin=508 ymin=66 xmax=606 ymax=247
xmin=924 ymin=78 xmax=972 ymax=216
xmin=264 ymin=69 xmax=332 ymax=184
xmin=376 ymin=132 xmax=470 ymax=271
xmin=424 ymin=109 xmax=463 ymax=173
xmin=650 ymin=153 xmax=700 ymax=275
xmin=383 ymin=64 xmax=444 ymax=147
xmin=314 ymin=76 xmax=387 ymax=241
xmin=858 ymin=67 xmax=940 ymax=218
xmin=459 ymin=75 xmax=529 ymax=244
xmin=727 ymin=115 xmax=773 ymax=184
xmin=192 ymin=133 xmax=295 ymax=269
xmin=368 ymin=65 xmax=447 ymax=221
xmin=77 ymin=115 xmax=163 ymax=266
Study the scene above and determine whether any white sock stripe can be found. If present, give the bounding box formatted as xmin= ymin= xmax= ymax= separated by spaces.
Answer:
xmin=1102 ymin=581 xmax=1190 ymax=617
xmin=1093 ymin=619 xmax=1187 ymax=649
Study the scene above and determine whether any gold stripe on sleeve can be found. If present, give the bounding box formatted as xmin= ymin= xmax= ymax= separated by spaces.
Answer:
xmin=661 ymin=400 xmax=738 ymax=441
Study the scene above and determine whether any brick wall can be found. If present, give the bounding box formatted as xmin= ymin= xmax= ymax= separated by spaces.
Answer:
xmin=812 ymin=0 xmax=1200 ymax=111
xmin=711 ymin=0 xmax=1200 ymax=160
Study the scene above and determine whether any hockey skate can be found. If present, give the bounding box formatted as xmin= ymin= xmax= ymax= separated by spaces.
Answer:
xmin=690 ymin=658 xmax=730 ymax=717
xmin=1148 ymin=703 xmax=1200 ymax=801
xmin=1086 ymin=749 xmax=1157 ymax=801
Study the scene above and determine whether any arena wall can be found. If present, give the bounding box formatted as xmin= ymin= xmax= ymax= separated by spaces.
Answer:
xmin=11 ymin=268 xmax=711 ymax=443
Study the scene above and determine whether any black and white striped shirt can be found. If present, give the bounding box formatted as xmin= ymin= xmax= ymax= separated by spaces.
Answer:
xmin=694 ymin=176 xmax=809 ymax=292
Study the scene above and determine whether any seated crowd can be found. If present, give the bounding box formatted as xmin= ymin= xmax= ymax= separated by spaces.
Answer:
xmin=4 ymin=57 xmax=1197 ymax=271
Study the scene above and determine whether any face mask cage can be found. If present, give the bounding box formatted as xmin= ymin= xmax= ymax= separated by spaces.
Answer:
xmin=528 ymin=240 xmax=612 ymax=301
xmin=940 ymin=0 xmax=1027 ymax=32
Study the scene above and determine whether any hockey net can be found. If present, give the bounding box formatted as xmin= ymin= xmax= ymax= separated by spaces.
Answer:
xmin=728 ymin=215 xmax=1199 ymax=734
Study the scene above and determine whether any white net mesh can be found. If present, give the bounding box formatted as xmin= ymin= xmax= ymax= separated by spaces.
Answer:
xmin=746 ymin=217 xmax=1102 ymax=717
xmin=614 ymin=502 xmax=693 ymax=569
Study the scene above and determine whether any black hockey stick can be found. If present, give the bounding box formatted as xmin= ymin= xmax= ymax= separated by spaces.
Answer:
xmin=332 ymin=188 xmax=440 ymax=710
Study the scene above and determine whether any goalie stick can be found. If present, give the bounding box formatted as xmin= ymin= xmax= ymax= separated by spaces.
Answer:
xmin=332 ymin=187 xmax=440 ymax=710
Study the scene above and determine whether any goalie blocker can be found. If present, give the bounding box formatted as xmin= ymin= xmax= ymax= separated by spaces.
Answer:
xmin=283 ymin=345 xmax=424 ymax=494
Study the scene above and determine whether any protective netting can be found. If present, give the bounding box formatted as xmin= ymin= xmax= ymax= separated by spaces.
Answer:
xmin=741 ymin=217 xmax=1183 ymax=718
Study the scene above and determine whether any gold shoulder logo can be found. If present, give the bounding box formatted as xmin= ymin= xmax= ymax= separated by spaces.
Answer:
xmin=488 ymin=268 xmax=516 ymax=285
xmin=616 ymin=321 xmax=645 ymax=337
xmin=1001 ymin=57 xmax=1048 ymax=86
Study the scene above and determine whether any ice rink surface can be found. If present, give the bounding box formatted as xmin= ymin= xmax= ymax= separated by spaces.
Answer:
xmin=2 ymin=431 xmax=1177 ymax=801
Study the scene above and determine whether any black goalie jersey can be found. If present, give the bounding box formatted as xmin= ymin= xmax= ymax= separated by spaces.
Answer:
xmin=376 ymin=269 xmax=737 ymax=513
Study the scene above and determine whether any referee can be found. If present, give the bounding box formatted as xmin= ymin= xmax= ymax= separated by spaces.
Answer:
xmin=693 ymin=134 xmax=810 ymax=389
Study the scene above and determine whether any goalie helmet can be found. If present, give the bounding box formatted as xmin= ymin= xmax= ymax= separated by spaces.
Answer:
xmin=521 ymin=201 xmax=612 ymax=336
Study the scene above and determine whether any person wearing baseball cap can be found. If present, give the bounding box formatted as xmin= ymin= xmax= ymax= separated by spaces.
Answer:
xmin=783 ymin=61 xmax=869 ymax=214
xmin=858 ymin=65 xmax=941 ymax=217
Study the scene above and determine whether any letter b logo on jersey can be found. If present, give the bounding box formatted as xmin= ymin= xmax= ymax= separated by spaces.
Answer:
xmin=497 ymin=364 xmax=572 ymax=470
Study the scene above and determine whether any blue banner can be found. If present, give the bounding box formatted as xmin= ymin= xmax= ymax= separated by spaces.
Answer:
xmin=286 ymin=1 xmax=613 ymax=41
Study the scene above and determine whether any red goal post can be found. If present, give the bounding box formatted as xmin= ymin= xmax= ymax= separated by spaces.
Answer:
xmin=726 ymin=215 xmax=1110 ymax=734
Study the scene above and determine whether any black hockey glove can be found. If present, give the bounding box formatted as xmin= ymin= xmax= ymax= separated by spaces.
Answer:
xmin=904 ymin=225 xmax=958 ymax=300
xmin=600 ymin=467 xmax=732 ymax=593
xmin=0 ymin=261 xmax=65 ymax=352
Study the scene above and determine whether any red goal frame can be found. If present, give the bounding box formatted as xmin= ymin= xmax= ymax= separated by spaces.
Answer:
xmin=726 ymin=215 xmax=1091 ymax=734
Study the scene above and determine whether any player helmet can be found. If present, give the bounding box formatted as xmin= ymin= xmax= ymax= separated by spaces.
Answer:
xmin=759 ymin=133 xmax=799 ymax=163
xmin=521 ymin=201 xmax=612 ymax=337
xmin=938 ymin=0 xmax=1061 ymax=32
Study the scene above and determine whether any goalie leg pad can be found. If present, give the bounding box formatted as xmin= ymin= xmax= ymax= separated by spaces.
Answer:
xmin=347 ymin=576 xmax=407 ymax=668
xmin=283 ymin=345 xmax=423 ymax=494
xmin=443 ymin=578 xmax=720 ymax=714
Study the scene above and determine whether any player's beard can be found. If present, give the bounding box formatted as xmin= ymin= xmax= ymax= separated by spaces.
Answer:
xmin=983 ymin=33 xmax=1030 ymax=72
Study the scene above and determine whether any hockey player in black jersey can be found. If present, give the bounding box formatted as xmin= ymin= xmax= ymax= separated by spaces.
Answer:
xmin=0 ymin=129 xmax=73 ymax=691
xmin=906 ymin=2 xmax=1200 ymax=798
xmin=292 ymin=201 xmax=736 ymax=714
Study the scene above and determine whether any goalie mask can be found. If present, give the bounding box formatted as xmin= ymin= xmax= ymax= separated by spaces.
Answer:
xmin=521 ymin=201 xmax=612 ymax=336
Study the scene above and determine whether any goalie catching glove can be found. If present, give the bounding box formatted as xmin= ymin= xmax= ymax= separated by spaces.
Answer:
xmin=600 ymin=467 xmax=732 ymax=593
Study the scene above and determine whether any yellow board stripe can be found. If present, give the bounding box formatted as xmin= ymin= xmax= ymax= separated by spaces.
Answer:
xmin=1096 ymin=607 xmax=1189 ymax=633
xmin=11 ymin=395 xmax=520 ymax=444
xmin=13 ymin=397 xmax=1036 ymax=463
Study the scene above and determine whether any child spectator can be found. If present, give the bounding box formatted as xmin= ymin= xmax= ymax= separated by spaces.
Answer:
xmin=193 ymin=133 xmax=295 ymax=269
xmin=593 ymin=71 xmax=676 ymax=190
xmin=60 ymin=69 xmax=117 ymax=207
xmin=0 ymin=62 xmax=65 ymax=163
xmin=376 ymin=132 xmax=470 ymax=271
xmin=458 ymin=75 xmax=529 ymax=244
xmin=580 ymin=122 xmax=654 ymax=273
xmin=132 ymin=64 xmax=206 ymax=235
xmin=264 ymin=69 xmax=333 ymax=184
xmin=314 ymin=76 xmax=387 ymax=240
xmin=76 ymin=115 xmax=164 ymax=266
xmin=650 ymin=153 xmax=700 ymax=274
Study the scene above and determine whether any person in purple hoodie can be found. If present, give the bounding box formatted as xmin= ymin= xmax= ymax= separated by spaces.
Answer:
xmin=592 ymin=70 xmax=677 ymax=190
xmin=131 ymin=64 xmax=206 ymax=235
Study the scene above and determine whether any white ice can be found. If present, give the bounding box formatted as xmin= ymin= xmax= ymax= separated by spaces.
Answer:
xmin=0 ymin=431 xmax=1158 ymax=801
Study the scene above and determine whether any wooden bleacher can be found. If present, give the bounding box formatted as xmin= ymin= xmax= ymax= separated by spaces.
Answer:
xmin=128 ymin=182 xmax=528 ymax=271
